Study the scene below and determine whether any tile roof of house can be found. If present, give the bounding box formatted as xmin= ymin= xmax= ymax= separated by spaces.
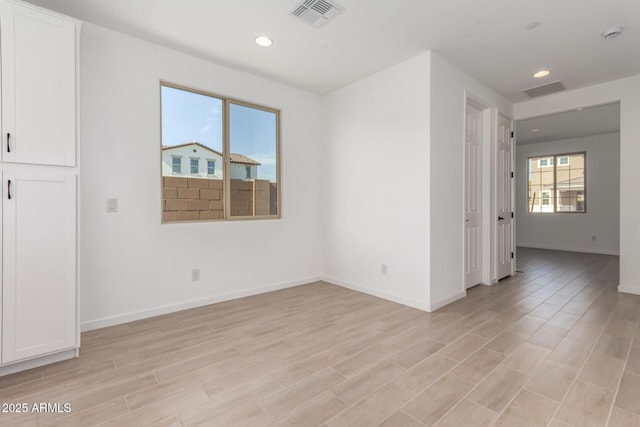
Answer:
xmin=162 ymin=142 xmax=261 ymax=165
xmin=229 ymin=153 xmax=260 ymax=165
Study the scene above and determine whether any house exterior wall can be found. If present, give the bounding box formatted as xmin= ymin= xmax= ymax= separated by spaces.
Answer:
xmin=162 ymin=146 xmax=258 ymax=180
xmin=162 ymin=145 xmax=223 ymax=179
xmin=230 ymin=164 xmax=257 ymax=180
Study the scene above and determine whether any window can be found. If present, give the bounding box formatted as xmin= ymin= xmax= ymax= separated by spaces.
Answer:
xmin=160 ymin=83 xmax=280 ymax=222
xmin=539 ymin=157 xmax=554 ymax=167
xmin=528 ymin=152 xmax=586 ymax=213
xmin=171 ymin=157 xmax=181 ymax=174
xmin=541 ymin=190 xmax=551 ymax=206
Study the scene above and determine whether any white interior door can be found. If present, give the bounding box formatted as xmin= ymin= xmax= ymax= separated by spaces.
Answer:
xmin=496 ymin=114 xmax=514 ymax=279
xmin=465 ymin=102 xmax=482 ymax=288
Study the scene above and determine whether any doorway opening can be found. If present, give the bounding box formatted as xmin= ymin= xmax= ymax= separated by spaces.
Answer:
xmin=514 ymin=102 xmax=621 ymax=270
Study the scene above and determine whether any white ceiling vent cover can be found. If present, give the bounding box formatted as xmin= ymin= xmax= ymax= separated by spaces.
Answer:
xmin=290 ymin=0 xmax=345 ymax=29
xmin=522 ymin=81 xmax=566 ymax=98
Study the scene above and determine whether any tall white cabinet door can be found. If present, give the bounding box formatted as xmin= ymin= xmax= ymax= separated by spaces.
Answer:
xmin=0 ymin=1 xmax=77 ymax=166
xmin=2 ymin=170 xmax=76 ymax=363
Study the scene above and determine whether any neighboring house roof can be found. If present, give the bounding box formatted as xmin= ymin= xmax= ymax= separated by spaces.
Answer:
xmin=162 ymin=141 xmax=219 ymax=155
xmin=162 ymin=142 xmax=260 ymax=165
xmin=229 ymin=153 xmax=260 ymax=165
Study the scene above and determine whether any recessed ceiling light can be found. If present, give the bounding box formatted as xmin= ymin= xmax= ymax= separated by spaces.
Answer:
xmin=531 ymin=128 xmax=540 ymax=132
xmin=533 ymin=70 xmax=550 ymax=78
xmin=255 ymin=36 xmax=273 ymax=47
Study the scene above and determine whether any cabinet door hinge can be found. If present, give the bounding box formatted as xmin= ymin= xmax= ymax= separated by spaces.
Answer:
xmin=511 ymin=131 xmax=514 ymax=138
xmin=511 ymin=252 xmax=514 ymax=259
xmin=511 ymin=212 xmax=514 ymax=218
xmin=511 ymin=171 xmax=514 ymax=178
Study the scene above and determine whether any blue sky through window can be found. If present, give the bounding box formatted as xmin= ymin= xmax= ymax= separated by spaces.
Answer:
xmin=229 ymin=103 xmax=277 ymax=182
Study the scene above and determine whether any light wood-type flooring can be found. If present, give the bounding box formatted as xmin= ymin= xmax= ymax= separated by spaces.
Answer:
xmin=0 ymin=248 xmax=638 ymax=426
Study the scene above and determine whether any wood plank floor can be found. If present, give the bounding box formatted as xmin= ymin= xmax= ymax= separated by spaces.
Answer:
xmin=0 ymin=247 xmax=637 ymax=426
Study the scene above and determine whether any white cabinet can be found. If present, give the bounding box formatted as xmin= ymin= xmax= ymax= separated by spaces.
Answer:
xmin=0 ymin=0 xmax=79 ymax=373
xmin=0 ymin=0 xmax=77 ymax=166
xmin=1 ymin=170 xmax=77 ymax=363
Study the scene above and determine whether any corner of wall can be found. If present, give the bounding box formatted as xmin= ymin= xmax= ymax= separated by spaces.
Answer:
xmin=618 ymin=285 xmax=640 ymax=296
xmin=321 ymin=276 xmax=430 ymax=312
xmin=428 ymin=291 xmax=467 ymax=312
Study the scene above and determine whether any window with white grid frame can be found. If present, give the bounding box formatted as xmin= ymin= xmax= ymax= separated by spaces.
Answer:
xmin=528 ymin=152 xmax=586 ymax=213
xmin=171 ymin=156 xmax=181 ymax=174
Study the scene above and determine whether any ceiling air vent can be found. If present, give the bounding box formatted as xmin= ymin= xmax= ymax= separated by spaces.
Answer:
xmin=290 ymin=0 xmax=345 ymax=29
xmin=522 ymin=81 xmax=566 ymax=98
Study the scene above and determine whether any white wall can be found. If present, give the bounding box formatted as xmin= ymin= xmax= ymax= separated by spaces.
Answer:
xmin=516 ymin=133 xmax=620 ymax=255
xmin=80 ymin=24 xmax=324 ymax=330
xmin=322 ymin=52 xmax=514 ymax=312
xmin=428 ymin=52 xmax=513 ymax=309
xmin=513 ymin=74 xmax=640 ymax=295
xmin=322 ymin=53 xmax=431 ymax=310
xmin=82 ymin=19 xmax=638 ymax=329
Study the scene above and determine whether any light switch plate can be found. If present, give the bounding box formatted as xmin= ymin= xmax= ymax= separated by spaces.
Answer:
xmin=107 ymin=198 xmax=118 ymax=213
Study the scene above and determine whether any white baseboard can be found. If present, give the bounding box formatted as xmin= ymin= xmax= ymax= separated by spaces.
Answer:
xmin=516 ymin=243 xmax=619 ymax=256
xmin=0 ymin=349 xmax=76 ymax=376
xmin=618 ymin=285 xmax=640 ymax=295
xmin=81 ymin=276 xmax=323 ymax=332
xmin=429 ymin=291 xmax=467 ymax=311
xmin=322 ymin=276 xmax=429 ymax=312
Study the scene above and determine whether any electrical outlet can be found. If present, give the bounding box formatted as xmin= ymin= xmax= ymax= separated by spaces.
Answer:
xmin=381 ymin=264 xmax=388 ymax=276
xmin=191 ymin=269 xmax=200 ymax=281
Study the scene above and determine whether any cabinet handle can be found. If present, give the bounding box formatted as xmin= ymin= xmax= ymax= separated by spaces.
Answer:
xmin=7 ymin=180 xmax=11 ymax=200
xmin=6 ymin=132 xmax=10 ymax=153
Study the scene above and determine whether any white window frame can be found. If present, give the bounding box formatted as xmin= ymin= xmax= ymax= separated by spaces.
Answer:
xmin=190 ymin=158 xmax=199 ymax=175
xmin=538 ymin=157 xmax=554 ymax=168
xmin=171 ymin=156 xmax=182 ymax=174
xmin=541 ymin=190 xmax=551 ymax=205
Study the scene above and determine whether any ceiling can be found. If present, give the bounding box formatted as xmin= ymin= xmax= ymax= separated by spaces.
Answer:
xmin=515 ymin=102 xmax=620 ymax=145
xmin=25 ymin=0 xmax=640 ymax=101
